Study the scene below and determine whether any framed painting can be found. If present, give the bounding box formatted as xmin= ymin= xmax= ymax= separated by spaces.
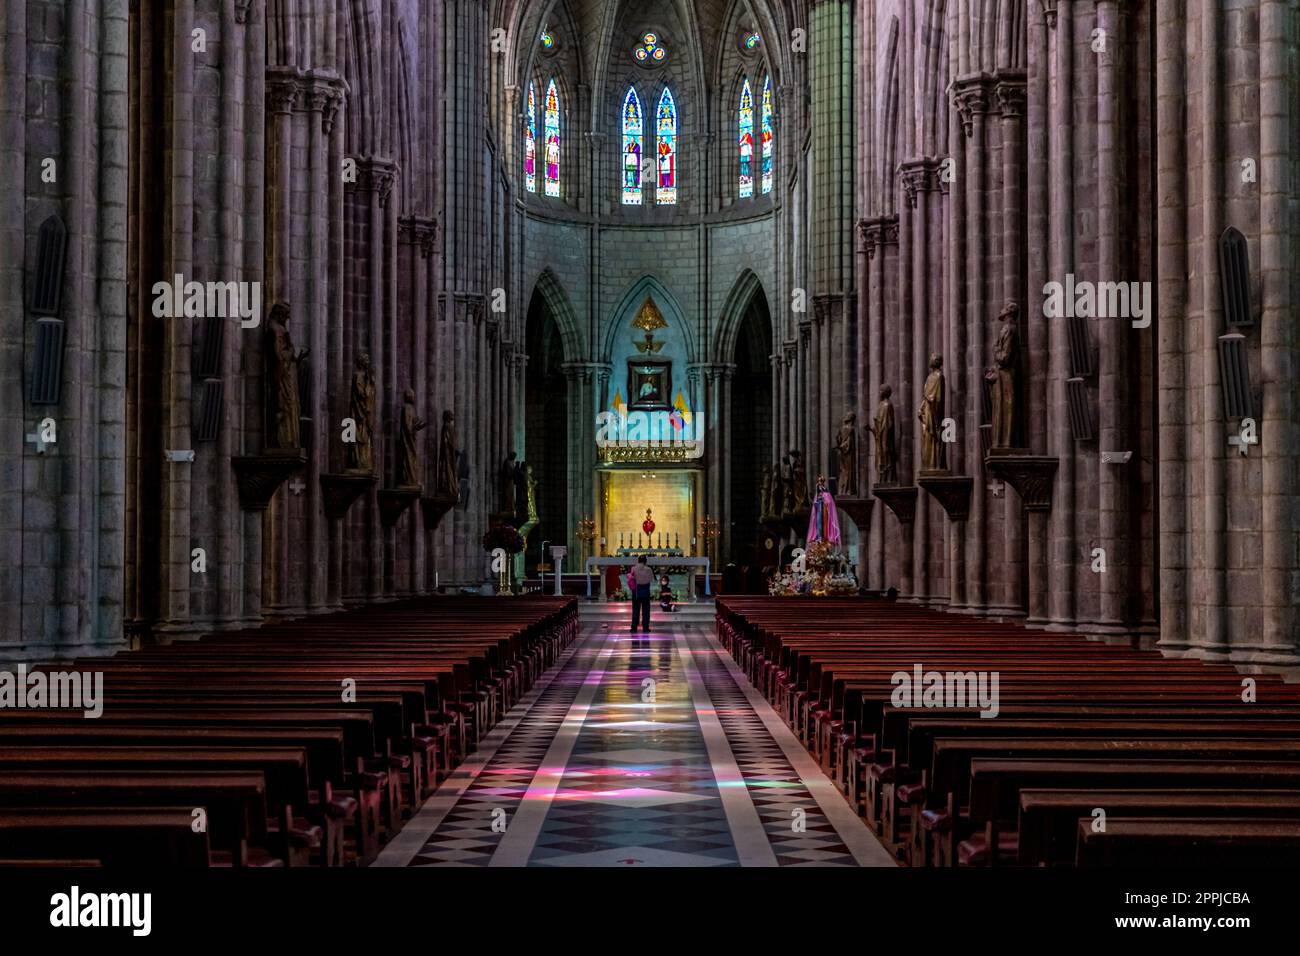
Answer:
xmin=627 ymin=360 xmax=671 ymax=410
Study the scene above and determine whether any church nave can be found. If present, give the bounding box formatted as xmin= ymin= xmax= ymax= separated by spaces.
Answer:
xmin=379 ymin=607 xmax=892 ymax=868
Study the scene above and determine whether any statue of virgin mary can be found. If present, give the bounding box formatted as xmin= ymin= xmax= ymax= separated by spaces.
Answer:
xmin=806 ymin=476 xmax=841 ymax=546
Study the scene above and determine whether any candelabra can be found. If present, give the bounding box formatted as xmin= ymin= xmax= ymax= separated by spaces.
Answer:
xmin=576 ymin=516 xmax=597 ymax=573
xmin=700 ymin=514 xmax=721 ymax=566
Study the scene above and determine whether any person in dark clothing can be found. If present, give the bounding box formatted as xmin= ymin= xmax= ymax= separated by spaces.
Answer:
xmin=630 ymin=556 xmax=654 ymax=631
xmin=658 ymin=574 xmax=675 ymax=613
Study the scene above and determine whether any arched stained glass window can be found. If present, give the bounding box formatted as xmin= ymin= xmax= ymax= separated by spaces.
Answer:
xmin=761 ymin=75 xmax=774 ymax=195
xmin=544 ymin=80 xmax=561 ymax=197
xmin=656 ymin=88 xmax=677 ymax=205
xmin=525 ymin=82 xmax=537 ymax=193
xmin=622 ymin=88 xmax=643 ymax=205
xmin=738 ymin=79 xmax=754 ymax=198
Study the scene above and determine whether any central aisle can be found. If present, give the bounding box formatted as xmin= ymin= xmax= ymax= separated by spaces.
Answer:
xmin=377 ymin=606 xmax=894 ymax=867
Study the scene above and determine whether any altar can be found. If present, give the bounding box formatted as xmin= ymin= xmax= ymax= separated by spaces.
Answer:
xmin=585 ymin=555 xmax=712 ymax=601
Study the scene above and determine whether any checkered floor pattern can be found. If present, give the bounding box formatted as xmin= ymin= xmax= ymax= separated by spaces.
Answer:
xmin=395 ymin=616 xmax=886 ymax=867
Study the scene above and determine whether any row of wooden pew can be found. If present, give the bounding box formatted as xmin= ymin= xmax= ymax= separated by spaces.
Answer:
xmin=0 ymin=596 xmax=579 ymax=867
xmin=716 ymin=597 xmax=1300 ymax=867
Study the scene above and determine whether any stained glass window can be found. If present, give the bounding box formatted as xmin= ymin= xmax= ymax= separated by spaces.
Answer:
xmin=622 ymin=88 xmax=643 ymax=205
xmin=739 ymin=79 xmax=754 ymax=198
xmin=761 ymin=75 xmax=774 ymax=195
xmin=745 ymin=32 xmax=761 ymax=50
xmin=544 ymin=80 xmax=560 ymax=197
xmin=540 ymin=31 xmax=556 ymax=50
xmin=525 ymin=82 xmax=537 ymax=193
xmin=656 ymin=88 xmax=677 ymax=205
xmin=634 ymin=32 xmax=667 ymax=64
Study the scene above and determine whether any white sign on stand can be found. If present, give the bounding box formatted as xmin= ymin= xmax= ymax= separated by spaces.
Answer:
xmin=550 ymin=546 xmax=567 ymax=595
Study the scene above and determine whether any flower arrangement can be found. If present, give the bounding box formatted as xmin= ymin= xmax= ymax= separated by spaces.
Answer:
xmin=768 ymin=572 xmax=812 ymax=597
xmin=805 ymin=539 xmax=844 ymax=575
xmin=481 ymin=524 xmax=525 ymax=554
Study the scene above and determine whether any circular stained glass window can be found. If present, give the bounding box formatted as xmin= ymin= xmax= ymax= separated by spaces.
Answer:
xmin=633 ymin=32 xmax=667 ymax=65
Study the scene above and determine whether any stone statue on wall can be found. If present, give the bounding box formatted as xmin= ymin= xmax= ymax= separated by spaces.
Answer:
xmin=779 ymin=455 xmax=793 ymax=514
xmin=499 ymin=450 xmax=518 ymax=515
xmin=789 ymin=449 xmax=810 ymax=511
xmin=836 ymin=409 xmax=858 ymax=497
xmin=868 ymin=384 xmax=897 ymax=485
xmin=346 ymin=353 xmax=376 ymax=474
xmin=988 ymin=301 xmax=1020 ymax=449
xmin=266 ymin=302 xmax=308 ymax=450
xmin=396 ymin=388 xmax=427 ymax=489
xmin=759 ymin=464 xmax=773 ymax=518
xmin=918 ymin=354 xmax=947 ymax=472
xmin=769 ymin=460 xmax=787 ymax=517
xmin=513 ymin=460 xmax=529 ymax=523
xmin=436 ymin=410 xmax=459 ymax=498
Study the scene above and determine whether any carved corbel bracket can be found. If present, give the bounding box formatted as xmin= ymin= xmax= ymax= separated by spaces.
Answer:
xmin=983 ymin=453 xmax=1059 ymax=512
xmin=872 ymin=484 xmax=918 ymax=525
xmin=917 ymin=473 xmax=975 ymax=522
xmin=320 ymin=472 xmax=376 ymax=520
xmin=231 ymin=452 xmax=307 ymax=512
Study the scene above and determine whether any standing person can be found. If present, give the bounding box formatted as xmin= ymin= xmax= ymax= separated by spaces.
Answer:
xmin=630 ymin=556 xmax=655 ymax=631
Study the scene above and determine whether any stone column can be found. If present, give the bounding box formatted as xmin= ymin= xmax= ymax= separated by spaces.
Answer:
xmin=1154 ymin=0 xmax=1186 ymax=649
xmin=1255 ymin=1 xmax=1299 ymax=664
xmin=1048 ymin=2 xmax=1078 ymax=630
xmin=1026 ymin=12 xmax=1051 ymax=626
xmin=954 ymin=74 xmax=993 ymax=612
xmin=997 ymin=73 xmax=1027 ymax=619
xmin=1094 ymin=0 xmax=1131 ymax=636
xmin=157 ymin=0 xmax=197 ymax=636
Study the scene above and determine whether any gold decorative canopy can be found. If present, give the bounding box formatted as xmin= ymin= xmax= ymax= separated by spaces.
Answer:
xmin=632 ymin=295 xmax=668 ymax=331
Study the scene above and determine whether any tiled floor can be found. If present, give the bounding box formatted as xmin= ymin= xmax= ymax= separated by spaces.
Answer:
xmin=376 ymin=608 xmax=895 ymax=867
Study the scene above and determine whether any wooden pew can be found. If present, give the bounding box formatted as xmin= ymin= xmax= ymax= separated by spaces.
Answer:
xmin=1075 ymin=817 xmax=1300 ymax=867
xmin=1018 ymin=789 xmax=1300 ymax=866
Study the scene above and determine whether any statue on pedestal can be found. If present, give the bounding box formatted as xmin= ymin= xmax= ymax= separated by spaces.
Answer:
xmin=396 ymin=388 xmax=426 ymax=489
xmin=513 ymin=460 xmax=529 ymax=523
xmin=988 ymin=301 xmax=1020 ymax=449
xmin=346 ymin=353 xmax=376 ymax=474
xmin=918 ymin=354 xmax=947 ymax=472
xmin=499 ymin=450 xmax=518 ymax=514
xmin=807 ymin=476 xmax=841 ymax=545
xmin=868 ymin=384 xmax=897 ymax=484
xmin=759 ymin=464 xmax=773 ymax=517
xmin=836 ymin=409 xmax=858 ymax=496
xmin=266 ymin=302 xmax=308 ymax=450
xmin=769 ymin=459 xmax=786 ymax=517
xmin=789 ymin=450 xmax=810 ymax=511
xmin=436 ymin=410 xmax=459 ymax=499
xmin=524 ymin=463 xmax=539 ymax=524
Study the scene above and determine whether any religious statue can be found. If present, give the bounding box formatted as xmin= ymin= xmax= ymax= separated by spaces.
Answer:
xmin=266 ymin=301 xmax=308 ymax=450
xmin=918 ymin=354 xmax=947 ymax=473
xmin=396 ymin=388 xmax=426 ymax=489
xmin=988 ymin=301 xmax=1020 ymax=449
xmin=759 ymin=464 xmax=773 ymax=517
xmin=436 ymin=409 xmax=459 ymax=499
xmin=513 ymin=460 xmax=529 ymax=523
xmin=346 ymin=353 xmax=376 ymax=474
xmin=789 ymin=450 xmax=810 ymax=512
xmin=836 ymin=409 xmax=858 ymax=497
xmin=769 ymin=460 xmax=787 ymax=517
xmin=523 ymin=463 xmax=539 ymax=524
xmin=780 ymin=455 xmax=795 ymax=514
xmin=868 ymin=384 xmax=898 ymax=484
xmin=499 ymin=451 xmax=518 ymax=515
xmin=807 ymin=476 xmax=841 ymax=546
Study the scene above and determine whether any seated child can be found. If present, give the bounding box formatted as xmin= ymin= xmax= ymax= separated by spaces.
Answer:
xmin=658 ymin=574 xmax=676 ymax=612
